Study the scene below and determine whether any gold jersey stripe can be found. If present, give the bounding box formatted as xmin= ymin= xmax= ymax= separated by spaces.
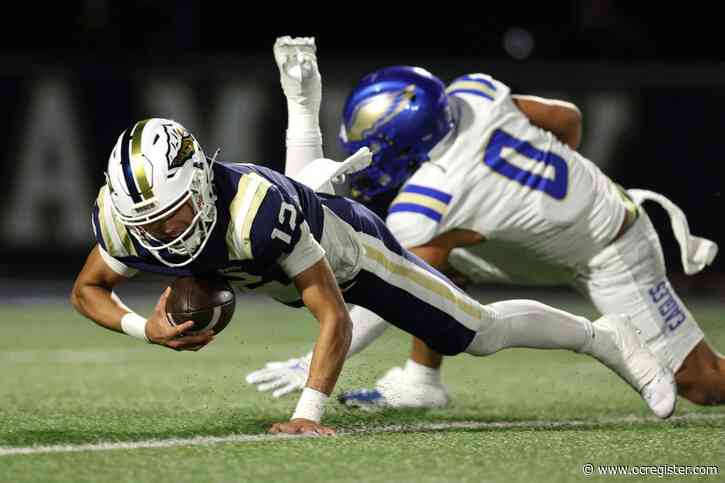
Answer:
xmin=363 ymin=243 xmax=481 ymax=319
xmin=96 ymin=186 xmax=116 ymax=255
xmin=114 ymin=214 xmax=137 ymax=256
xmin=226 ymin=173 xmax=271 ymax=260
xmin=227 ymin=175 xmax=254 ymax=259
xmin=391 ymin=192 xmax=448 ymax=215
xmin=96 ymin=186 xmax=137 ymax=257
xmin=446 ymin=80 xmax=496 ymax=99
xmin=241 ymin=181 xmax=270 ymax=259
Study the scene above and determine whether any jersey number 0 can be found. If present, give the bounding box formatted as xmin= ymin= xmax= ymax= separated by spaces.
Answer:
xmin=483 ymin=129 xmax=568 ymax=200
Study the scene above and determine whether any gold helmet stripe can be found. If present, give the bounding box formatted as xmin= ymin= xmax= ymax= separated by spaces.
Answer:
xmin=130 ymin=119 xmax=153 ymax=200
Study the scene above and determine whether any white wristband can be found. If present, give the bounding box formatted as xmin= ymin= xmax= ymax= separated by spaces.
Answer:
xmin=291 ymin=387 xmax=328 ymax=422
xmin=121 ymin=312 xmax=149 ymax=342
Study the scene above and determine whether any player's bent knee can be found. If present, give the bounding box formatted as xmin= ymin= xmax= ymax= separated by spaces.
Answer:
xmin=463 ymin=330 xmax=507 ymax=356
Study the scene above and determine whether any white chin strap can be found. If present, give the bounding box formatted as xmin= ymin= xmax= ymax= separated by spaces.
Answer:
xmin=627 ymin=189 xmax=718 ymax=275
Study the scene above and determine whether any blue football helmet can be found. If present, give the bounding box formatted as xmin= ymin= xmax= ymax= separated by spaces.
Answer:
xmin=339 ymin=66 xmax=455 ymax=201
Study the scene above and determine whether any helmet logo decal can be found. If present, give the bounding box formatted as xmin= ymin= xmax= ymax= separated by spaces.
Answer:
xmin=162 ymin=123 xmax=196 ymax=175
xmin=171 ymin=134 xmax=195 ymax=169
xmin=347 ymin=84 xmax=416 ymax=141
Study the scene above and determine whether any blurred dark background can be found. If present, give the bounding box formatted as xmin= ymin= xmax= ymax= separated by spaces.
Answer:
xmin=0 ymin=2 xmax=721 ymax=295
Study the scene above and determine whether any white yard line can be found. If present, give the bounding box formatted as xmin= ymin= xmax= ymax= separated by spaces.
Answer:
xmin=0 ymin=348 xmax=151 ymax=363
xmin=1 ymin=412 xmax=723 ymax=457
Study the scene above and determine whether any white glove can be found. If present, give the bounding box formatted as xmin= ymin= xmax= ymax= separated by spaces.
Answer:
xmin=273 ymin=36 xmax=321 ymax=107
xmin=245 ymin=352 xmax=312 ymax=398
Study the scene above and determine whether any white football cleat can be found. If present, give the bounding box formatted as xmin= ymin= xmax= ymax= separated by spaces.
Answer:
xmin=589 ymin=314 xmax=677 ymax=419
xmin=338 ymin=366 xmax=450 ymax=410
xmin=273 ymin=36 xmax=321 ymax=104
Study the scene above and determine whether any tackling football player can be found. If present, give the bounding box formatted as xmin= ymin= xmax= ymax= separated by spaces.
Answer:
xmin=248 ymin=37 xmax=720 ymax=412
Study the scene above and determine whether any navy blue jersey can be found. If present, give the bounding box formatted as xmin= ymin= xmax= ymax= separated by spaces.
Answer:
xmin=92 ymin=160 xmax=478 ymax=354
xmin=93 ymin=161 xmax=328 ymax=302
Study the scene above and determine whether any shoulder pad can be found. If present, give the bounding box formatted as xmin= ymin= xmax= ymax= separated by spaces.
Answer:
xmin=92 ymin=185 xmax=137 ymax=258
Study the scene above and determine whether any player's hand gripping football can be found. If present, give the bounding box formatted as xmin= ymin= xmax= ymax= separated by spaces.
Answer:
xmin=245 ymin=353 xmax=311 ymax=398
xmin=273 ymin=36 xmax=321 ymax=105
xmin=145 ymin=288 xmax=215 ymax=351
xmin=269 ymin=418 xmax=336 ymax=437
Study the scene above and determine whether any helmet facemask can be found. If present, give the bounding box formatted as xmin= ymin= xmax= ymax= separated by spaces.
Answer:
xmin=348 ymin=139 xmax=427 ymax=201
xmin=126 ymin=164 xmax=217 ymax=267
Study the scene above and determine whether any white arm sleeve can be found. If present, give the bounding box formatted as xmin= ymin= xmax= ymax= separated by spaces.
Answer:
xmin=347 ymin=305 xmax=391 ymax=358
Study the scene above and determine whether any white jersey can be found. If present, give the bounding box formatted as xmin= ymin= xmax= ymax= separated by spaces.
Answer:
xmin=386 ymin=73 xmax=628 ymax=269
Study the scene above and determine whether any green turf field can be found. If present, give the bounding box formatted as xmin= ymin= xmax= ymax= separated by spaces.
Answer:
xmin=1 ymin=294 xmax=723 ymax=482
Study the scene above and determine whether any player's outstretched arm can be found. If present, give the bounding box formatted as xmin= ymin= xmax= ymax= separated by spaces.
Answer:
xmin=512 ymin=94 xmax=583 ymax=150
xmin=70 ymin=245 xmax=214 ymax=351
xmin=71 ymin=245 xmax=138 ymax=333
xmin=269 ymin=257 xmax=352 ymax=436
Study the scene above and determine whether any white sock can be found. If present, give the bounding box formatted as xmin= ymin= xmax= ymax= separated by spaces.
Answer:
xmin=466 ymin=299 xmax=594 ymax=356
xmin=580 ymin=321 xmax=617 ymax=360
xmin=404 ymin=359 xmax=441 ymax=385
xmin=284 ymin=99 xmax=322 ymax=177
xmin=287 ymin=95 xmax=320 ymax=131
xmin=285 ymin=135 xmax=323 ymax=177
xmin=346 ymin=306 xmax=391 ymax=358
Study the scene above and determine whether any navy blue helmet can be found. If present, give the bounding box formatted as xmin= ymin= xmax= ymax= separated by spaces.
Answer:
xmin=339 ymin=66 xmax=454 ymax=201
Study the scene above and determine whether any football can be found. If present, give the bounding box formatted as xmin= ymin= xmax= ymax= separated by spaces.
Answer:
xmin=165 ymin=275 xmax=236 ymax=335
